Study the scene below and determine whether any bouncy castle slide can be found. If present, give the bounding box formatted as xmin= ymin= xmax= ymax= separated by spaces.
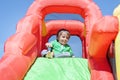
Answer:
xmin=0 ymin=0 xmax=120 ymax=80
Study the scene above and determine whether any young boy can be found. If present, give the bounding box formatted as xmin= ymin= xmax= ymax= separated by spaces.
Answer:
xmin=41 ymin=29 xmax=73 ymax=58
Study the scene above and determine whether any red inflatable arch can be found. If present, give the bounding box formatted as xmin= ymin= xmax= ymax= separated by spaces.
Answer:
xmin=0 ymin=0 xmax=119 ymax=80
xmin=42 ymin=20 xmax=86 ymax=57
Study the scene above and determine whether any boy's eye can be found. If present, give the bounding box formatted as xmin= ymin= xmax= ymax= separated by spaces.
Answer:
xmin=62 ymin=36 xmax=69 ymax=39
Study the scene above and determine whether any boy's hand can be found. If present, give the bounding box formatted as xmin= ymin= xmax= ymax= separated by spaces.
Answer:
xmin=45 ymin=43 xmax=52 ymax=48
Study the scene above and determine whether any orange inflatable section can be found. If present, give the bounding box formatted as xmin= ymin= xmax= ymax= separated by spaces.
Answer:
xmin=88 ymin=16 xmax=118 ymax=80
xmin=0 ymin=0 xmax=119 ymax=80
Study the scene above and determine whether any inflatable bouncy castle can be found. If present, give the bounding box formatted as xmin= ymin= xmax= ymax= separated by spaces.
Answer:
xmin=0 ymin=0 xmax=120 ymax=80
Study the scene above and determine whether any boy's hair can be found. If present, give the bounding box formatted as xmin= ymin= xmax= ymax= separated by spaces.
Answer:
xmin=56 ymin=29 xmax=70 ymax=40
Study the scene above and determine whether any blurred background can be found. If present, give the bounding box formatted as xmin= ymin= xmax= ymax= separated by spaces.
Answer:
xmin=0 ymin=0 xmax=120 ymax=58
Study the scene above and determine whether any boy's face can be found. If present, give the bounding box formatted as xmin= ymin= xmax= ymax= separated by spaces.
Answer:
xmin=58 ymin=32 xmax=70 ymax=45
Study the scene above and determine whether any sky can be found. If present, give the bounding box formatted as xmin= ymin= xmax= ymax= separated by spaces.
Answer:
xmin=0 ymin=0 xmax=120 ymax=58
